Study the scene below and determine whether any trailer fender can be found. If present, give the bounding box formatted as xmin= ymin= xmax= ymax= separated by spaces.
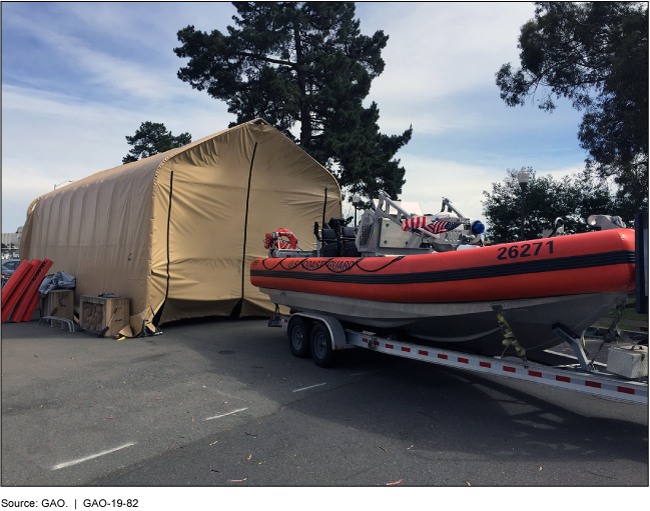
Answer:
xmin=288 ymin=312 xmax=351 ymax=350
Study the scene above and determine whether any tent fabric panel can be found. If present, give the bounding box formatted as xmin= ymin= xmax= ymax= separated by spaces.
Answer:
xmin=157 ymin=256 xmax=244 ymax=324
xmin=151 ymin=121 xmax=341 ymax=323
xmin=158 ymin=297 xmax=242 ymax=324
xmin=150 ymin=122 xmax=257 ymax=324
xmin=164 ymin=124 xmax=252 ymax=187
xmin=19 ymin=160 xmax=160 ymax=320
xmin=148 ymin=165 xmax=174 ymax=323
xmin=239 ymin=123 xmax=341 ymax=316
xmin=167 ymin=181 xmax=249 ymax=260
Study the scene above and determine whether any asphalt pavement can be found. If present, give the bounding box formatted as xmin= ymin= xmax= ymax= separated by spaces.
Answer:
xmin=1 ymin=317 xmax=647 ymax=505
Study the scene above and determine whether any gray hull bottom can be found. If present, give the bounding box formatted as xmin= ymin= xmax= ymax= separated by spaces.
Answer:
xmin=260 ymin=288 xmax=627 ymax=356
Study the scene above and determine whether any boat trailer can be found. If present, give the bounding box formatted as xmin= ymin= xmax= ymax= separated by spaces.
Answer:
xmin=269 ymin=311 xmax=648 ymax=405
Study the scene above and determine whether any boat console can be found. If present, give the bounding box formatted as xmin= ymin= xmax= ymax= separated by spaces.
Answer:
xmin=268 ymin=193 xmax=485 ymax=259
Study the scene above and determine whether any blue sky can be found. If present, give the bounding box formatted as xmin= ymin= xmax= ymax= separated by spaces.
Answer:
xmin=2 ymin=1 xmax=589 ymax=234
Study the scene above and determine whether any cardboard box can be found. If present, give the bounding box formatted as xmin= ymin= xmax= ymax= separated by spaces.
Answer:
xmin=80 ymin=295 xmax=129 ymax=338
xmin=40 ymin=289 xmax=74 ymax=321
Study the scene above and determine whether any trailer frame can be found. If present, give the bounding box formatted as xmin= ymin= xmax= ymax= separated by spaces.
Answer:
xmin=271 ymin=311 xmax=648 ymax=405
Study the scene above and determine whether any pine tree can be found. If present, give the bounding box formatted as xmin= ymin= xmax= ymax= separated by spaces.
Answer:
xmin=123 ymin=122 xmax=192 ymax=164
xmin=174 ymin=1 xmax=412 ymax=200
xmin=496 ymin=2 xmax=648 ymax=213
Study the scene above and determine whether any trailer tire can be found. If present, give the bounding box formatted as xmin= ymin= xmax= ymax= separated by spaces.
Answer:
xmin=311 ymin=322 xmax=337 ymax=368
xmin=288 ymin=317 xmax=312 ymax=358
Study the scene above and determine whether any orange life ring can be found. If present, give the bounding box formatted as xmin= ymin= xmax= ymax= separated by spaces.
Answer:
xmin=264 ymin=228 xmax=298 ymax=250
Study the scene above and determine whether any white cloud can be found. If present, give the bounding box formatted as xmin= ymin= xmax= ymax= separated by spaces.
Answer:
xmin=361 ymin=2 xmax=536 ymax=102
xmin=369 ymin=97 xmax=484 ymax=136
xmin=354 ymin=2 xmax=540 ymax=139
xmin=538 ymin=164 xmax=587 ymax=180
xmin=3 ymin=84 xmax=231 ymax=166
xmin=398 ymin=154 xmax=496 ymax=223
xmin=395 ymin=152 xmax=588 ymax=231
xmin=6 ymin=13 xmax=195 ymax=102
xmin=2 ymin=83 xmax=232 ymax=231
xmin=51 ymin=2 xmax=236 ymax=54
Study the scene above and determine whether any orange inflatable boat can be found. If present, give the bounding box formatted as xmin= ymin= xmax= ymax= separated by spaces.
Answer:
xmin=252 ymin=229 xmax=634 ymax=304
xmin=251 ymin=195 xmax=635 ymax=356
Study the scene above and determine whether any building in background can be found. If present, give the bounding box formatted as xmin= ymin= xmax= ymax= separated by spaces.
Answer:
xmin=2 ymin=226 xmax=22 ymax=258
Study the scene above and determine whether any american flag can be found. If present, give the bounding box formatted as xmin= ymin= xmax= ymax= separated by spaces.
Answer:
xmin=402 ymin=216 xmax=460 ymax=235
xmin=423 ymin=221 xmax=460 ymax=235
xmin=402 ymin=216 xmax=428 ymax=230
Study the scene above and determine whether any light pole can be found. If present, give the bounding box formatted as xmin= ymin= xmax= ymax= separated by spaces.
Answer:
xmin=54 ymin=180 xmax=74 ymax=190
xmin=517 ymin=167 xmax=530 ymax=241
xmin=352 ymin=194 xmax=361 ymax=227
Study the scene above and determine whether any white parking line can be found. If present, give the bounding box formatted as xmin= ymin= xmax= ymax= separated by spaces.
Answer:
xmin=204 ymin=407 xmax=249 ymax=421
xmin=52 ymin=442 xmax=136 ymax=470
xmin=293 ymin=383 xmax=326 ymax=392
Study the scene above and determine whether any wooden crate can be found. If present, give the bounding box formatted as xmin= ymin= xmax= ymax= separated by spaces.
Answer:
xmin=41 ymin=289 xmax=74 ymax=321
xmin=80 ymin=295 xmax=129 ymax=337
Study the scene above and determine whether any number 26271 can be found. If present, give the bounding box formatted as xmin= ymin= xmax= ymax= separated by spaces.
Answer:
xmin=496 ymin=240 xmax=554 ymax=260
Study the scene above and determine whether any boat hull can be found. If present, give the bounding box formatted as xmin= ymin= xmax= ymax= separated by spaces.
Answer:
xmin=260 ymin=288 xmax=627 ymax=355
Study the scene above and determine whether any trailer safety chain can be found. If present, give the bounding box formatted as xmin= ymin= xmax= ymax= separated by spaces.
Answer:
xmin=496 ymin=312 xmax=528 ymax=365
xmin=262 ymin=256 xmax=405 ymax=274
xmin=603 ymin=303 xmax=633 ymax=344
xmin=584 ymin=304 xmax=628 ymax=366
xmin=589 ymin=338 xmax=606 ymax=368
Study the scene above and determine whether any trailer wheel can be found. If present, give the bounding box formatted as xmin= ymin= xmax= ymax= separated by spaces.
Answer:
xmin=288 ymin=317 xmax=312 ymax=358
xmin=311 ymin=323 xmax=337 ymax=368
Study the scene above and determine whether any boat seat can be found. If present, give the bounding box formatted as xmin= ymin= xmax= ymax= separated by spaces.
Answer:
xmin=342 ymin=226 xmax=356 ymax=239
xmin=320 ymin=222 xmax=339 ymax=256
xmin=322 ymin=243 xmax=339 ymax=257
xmin=327 ymin=217 xmax=345 ymax=228
xmin=321 ymin=228 xmax=337 ymax=241
xmin=320 ymin=219 xmax=359 ymax=257
xmin=341 ymin=241 xmax=359 ymax=257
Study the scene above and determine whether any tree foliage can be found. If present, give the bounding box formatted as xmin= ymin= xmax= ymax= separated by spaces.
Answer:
xmin=482 ymin=168 xmax=615 ymax=244
xmin=173 ymin=1 xmax=412 ymax=200
xmin=122 ymin=122 xmax=192 ymax=164
xmin=496 ymin=2 xmax=648 ymax=213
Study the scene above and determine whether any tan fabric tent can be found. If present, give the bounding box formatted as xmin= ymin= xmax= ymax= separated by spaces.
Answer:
xmin=20 ymin=119 xmax=341 ymax=334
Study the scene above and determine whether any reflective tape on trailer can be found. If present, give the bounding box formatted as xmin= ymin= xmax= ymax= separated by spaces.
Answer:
xmin=345 ymin=331 xmax=648 ymax=405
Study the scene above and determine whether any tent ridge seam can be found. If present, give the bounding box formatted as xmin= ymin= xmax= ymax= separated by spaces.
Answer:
xmin=154 ymin=118 xmax=268 ymax=171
